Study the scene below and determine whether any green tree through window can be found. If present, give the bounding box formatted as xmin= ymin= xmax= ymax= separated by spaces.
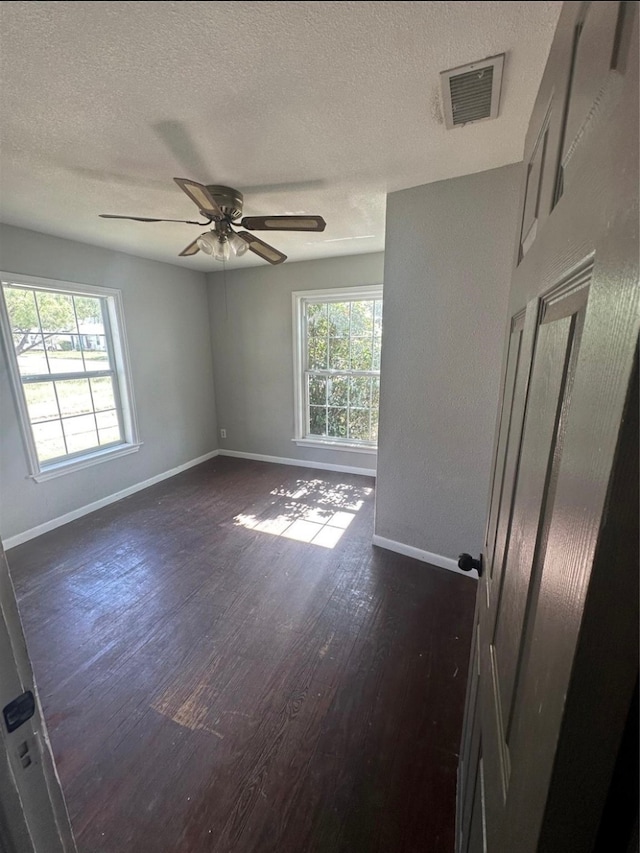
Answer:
xmin=303 ymin=294 xmax=382 ymax=444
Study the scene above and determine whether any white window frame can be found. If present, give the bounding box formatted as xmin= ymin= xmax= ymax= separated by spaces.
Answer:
xmin=292 ymin=285 xmax=383 ymax=454
xmin=0 ymin=272 xmax=141 ymax=482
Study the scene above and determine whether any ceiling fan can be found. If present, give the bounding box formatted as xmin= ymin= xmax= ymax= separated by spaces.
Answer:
xmin=99 ymin=178 xmax=326 ymax=264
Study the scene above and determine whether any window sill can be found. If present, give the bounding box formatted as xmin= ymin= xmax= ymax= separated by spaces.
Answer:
xmin=30 ymin=442 xmax=142 ymax=483
xmin=293 ymin=438 xmax=377 ymax=455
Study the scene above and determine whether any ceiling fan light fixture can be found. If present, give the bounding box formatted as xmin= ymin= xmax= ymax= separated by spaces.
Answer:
xmin=212 ymin=236 xmax=231 ymax=262
xmin=196 ymin=231 xmax=214 ymax=255
xmin=197 ymin=231 xmax=231 ymax=261
xmin=228 ymin=232 xmax=249 ymax=257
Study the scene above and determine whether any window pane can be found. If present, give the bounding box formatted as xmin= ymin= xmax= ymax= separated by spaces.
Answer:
xmin=99 ymin=426 xmax=121 ymax=446
xmin=4 ymin=286 xmax=38 ymax=341
xmin=328 ymin=337 xmax=349 ymax=370
xmin=309 ymin=406 xmax=327 ymax=436
xmin=371 ymin=377 xmax=380 ymax=410
xmin=45 ymin=346 xmax=86 ymax=374
xmin=307 ymin=302 xmax=328 ymax=338
xmin=328 ymin=375 xmax=348 ymax=407
xmin=96 ymin=409 xmax=122 ymax=445
xmin=301 ymin=295 xmax=382 ymax=445
xmin=80 ymin=334 xmax=111 ymax=371
xmin=328 ymin=302 xmax=350 ymax=337
xmin=95 ymin=409 xmax=118 ymax=430
xmin=308 ymin=376 xmax=327 ymax=407
xmin=90 ymin=376 xmax=117 ymax=411
xmin=74 ymin=296 xmax=104 ymax=334
xmin=350 ymin=300 xmax=374 ymax=336
xmin=32 ymin=420 xmax=66 ymax=462
xmin=348 ymin=408 xmax=371 ymax=441
xmin=327 ymin=407 xmax=348 ymax=438
xmin=370 ymin=407 xmax=379 ymax=442
xmin=35 ymin=291 xmax=77 ymax=334
xmin=56 ymin=379 xmax=93 ymax=417
xmin=373 ymin=336 xmax=382 ymax=370
xmin=349 ymin=376 xmax=371 ymax=408
xmin=308 ymin=336 xmax=327 ymax=370
xmin=62 ymin=414 xmax=99 ymax=454
xmin=350 ymin=336 xmax=373 ymax=371
xmin=24 ymin=382 xmax=60 ymax=423
xmin=16 ymin=334 xmax=49 ymax=376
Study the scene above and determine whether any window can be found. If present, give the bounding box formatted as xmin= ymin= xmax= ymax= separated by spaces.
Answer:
xmin=0 ymin=273 xmax=140 ymax=481
xmin=293 ymin=286 xmax=383 ymax=452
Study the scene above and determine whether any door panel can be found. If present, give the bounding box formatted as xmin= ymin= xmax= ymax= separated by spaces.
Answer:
xmin=480 ymin=288 xmax=585 ymax=849
xmin=458 ymin=617 xmax=481 ymax=850
xmin=484 ymin=310 xmax=534 ymax=616
xmin=484 ymin=312 xmax=524 ymax=564
xmin=457 ymin=2 xmax=638 ymax=850
xmin=483 ymin=274 xmax=591 ymax=848
xmin=505 ymin=258 xmax=639 ymax=849
xmin=467 ymin=754 xmax=487 ymax=853
xmin=493 ymin=292 xmax=586 ymax=726
xmin=559 ymin=2 xmax=630 ymax=193
xmin=512 ymin=1 xmax=580 ymax=266
xmin=519 ymin=117 xmax=549 ymax=258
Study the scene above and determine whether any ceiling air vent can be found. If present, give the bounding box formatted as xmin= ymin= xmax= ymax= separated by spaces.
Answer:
xmin=440 ymin=54 xmax=505 ymax=129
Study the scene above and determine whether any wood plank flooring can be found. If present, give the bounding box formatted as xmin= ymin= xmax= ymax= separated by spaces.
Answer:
xmin=7 ymin=457 xmax=476 ymax=853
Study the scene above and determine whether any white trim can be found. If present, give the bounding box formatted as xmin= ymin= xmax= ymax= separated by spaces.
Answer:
xmin=0 ymin=271 xmax=124 ymax=300
xmin=0 ymin=271 xmax=140 ymax=479
xmin=31 ymin=442 xmax=142 ymax=482
xmin=292 ymin=285 xmax=384 ymax=304
xmin=292 ymin=284 xmax=383 ymax=445
xmin=219 ymin=449 xmax=376 ymax=477
xmin=292 ymin=438 xmax=377 ymax=455
xmin=107 ymin=284 xmax=140 ymax=448
xmin=3 ymin=450 xmax=220 ymax=550
xmin=292 ymin=290 xmax=305 ymax=439
xmin=372 ymin=534 xmax=478 ymax=580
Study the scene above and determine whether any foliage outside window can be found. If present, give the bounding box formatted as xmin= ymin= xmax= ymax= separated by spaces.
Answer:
xmin=0 ymin=274 xmax=139 ymax=480
xmin=293 ymin=286 xmax=383 ymax=450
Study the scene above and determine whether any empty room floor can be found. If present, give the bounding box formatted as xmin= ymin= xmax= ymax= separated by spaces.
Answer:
xmin=7 ymin=457 xmax=476 ymax=853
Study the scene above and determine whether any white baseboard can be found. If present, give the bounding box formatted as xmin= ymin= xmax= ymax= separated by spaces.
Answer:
xmin=3 ymin=450 xmax=220 ymax=551
xmin=218 ymin=449 xmax=376 ymax=478
xmin=372 ymin=534 xmax=478 ymax=579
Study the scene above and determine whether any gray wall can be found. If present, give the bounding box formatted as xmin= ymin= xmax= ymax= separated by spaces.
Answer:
xmin=0 ymin=224 xmax=217 ymax=541
xmin=208 ymin=253 xmax=384 ymax=471
xmin=375 ymin=165 xmax=521 ymax=560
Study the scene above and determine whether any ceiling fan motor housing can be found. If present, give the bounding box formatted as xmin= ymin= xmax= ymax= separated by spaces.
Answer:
xmin=206 ymin=185 xmax=243 ymax=220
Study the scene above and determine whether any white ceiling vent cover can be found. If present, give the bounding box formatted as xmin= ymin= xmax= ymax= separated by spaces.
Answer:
xmin=441 ymin=54 xmax=505 ymax=129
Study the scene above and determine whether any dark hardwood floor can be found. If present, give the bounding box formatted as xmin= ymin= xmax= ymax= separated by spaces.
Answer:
xmin=7 ymin=457 xmax=476 ymax=853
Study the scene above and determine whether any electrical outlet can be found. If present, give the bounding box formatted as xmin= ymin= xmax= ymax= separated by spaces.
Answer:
xmin=220 ymin=429 xmax=227 ymax=439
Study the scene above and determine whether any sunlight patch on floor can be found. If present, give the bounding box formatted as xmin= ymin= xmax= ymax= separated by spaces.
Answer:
xmin=233 ymin=478 xmax=371 ymax=549
xmin=234 ymin=508 xmax=354 ymax=549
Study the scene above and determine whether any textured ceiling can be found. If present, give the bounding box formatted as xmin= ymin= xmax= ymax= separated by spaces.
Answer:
xmin=0 ymin=1 xmax=561 ymax=270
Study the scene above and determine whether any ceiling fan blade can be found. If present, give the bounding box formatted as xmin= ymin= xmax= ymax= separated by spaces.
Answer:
xmin=100 ymin=214 xmax=207 ymax=224
xmin=173 ymin=178 xmax=223 ymax=219
xmin=179 ymin=238 xmax=201 ymax=257
xmin=240 ymin=215 xmax=326 ymax=232
xmin=237 ymin=231 xmax=287 ymax=265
